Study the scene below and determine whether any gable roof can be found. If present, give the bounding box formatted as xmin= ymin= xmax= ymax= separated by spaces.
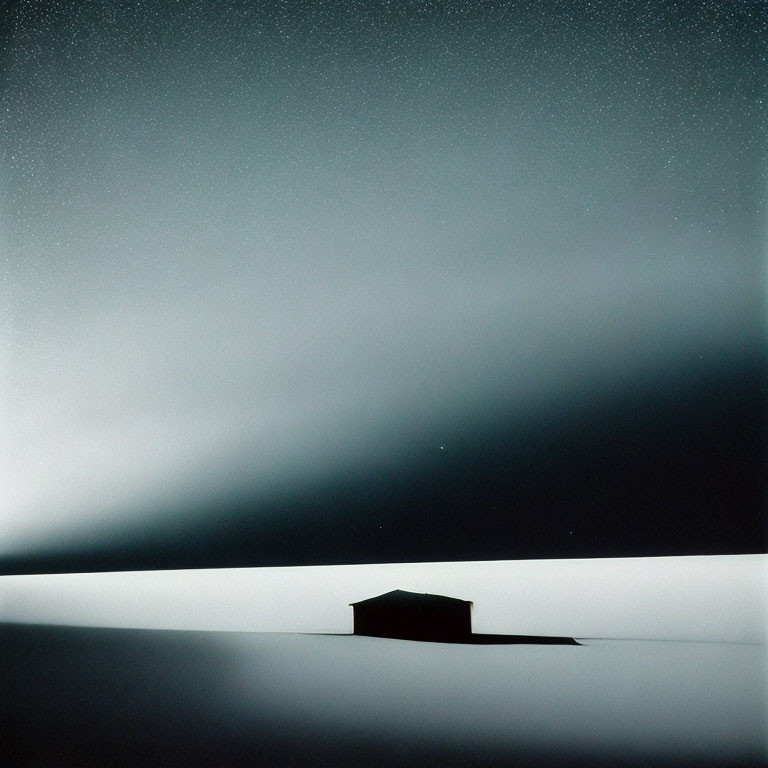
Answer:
xmin=349 ymin=589 xmax=472 ymax=607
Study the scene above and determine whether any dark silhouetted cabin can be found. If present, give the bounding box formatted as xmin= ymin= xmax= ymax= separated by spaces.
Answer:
xmin=349 ymin=589 xmax=581 ymax=645
xmin=350 ymin=590 xmax=473 ymax=643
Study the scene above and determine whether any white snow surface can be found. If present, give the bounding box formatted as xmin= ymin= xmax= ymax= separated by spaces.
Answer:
xmin=211 ymin=632 xmax=766 ymax=766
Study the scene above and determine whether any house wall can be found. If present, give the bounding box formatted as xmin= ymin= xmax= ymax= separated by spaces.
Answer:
xmin=353 ymin=601 xmax=471 ymax=642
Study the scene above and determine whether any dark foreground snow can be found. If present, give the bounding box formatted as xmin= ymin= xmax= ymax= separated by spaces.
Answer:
xmin=2 ymin=624 xmax=765 ymax=767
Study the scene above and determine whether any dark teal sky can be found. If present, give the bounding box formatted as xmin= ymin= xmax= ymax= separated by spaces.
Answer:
xmin=1 ymin=0 xmax=765 ymax=570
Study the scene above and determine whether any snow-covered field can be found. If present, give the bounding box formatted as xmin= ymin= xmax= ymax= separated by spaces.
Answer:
xmin=220 ymin=633 xmax=767 ymax=766
xmin=4 ymin=624 xmax=765 ymax=767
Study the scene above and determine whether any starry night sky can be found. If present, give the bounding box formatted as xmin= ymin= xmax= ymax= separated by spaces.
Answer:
xmin=1 ymin=0 xmax=766 ymax=573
